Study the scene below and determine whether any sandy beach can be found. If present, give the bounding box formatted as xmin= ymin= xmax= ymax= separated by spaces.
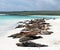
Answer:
xmin=0 ymin=19 xmax=60 ymax=50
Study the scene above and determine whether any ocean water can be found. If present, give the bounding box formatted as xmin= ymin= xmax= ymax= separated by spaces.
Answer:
xmin=0 ymin=15 xmax=60 ymax=36
xmin=0 ymin=15 xmax=60 ymax=20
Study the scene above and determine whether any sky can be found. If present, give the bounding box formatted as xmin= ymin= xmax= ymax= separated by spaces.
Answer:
xmin=0 ymin=0 xmax=60 ymax=11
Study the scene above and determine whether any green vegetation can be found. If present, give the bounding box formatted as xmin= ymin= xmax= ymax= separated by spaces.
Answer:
xmin=0 ymin=11 xmax=60 ymax=15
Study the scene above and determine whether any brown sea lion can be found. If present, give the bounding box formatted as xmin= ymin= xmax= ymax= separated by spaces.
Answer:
xmin=19 ymin=35 xmax=43 ymax=42
xmin=16 ymin=41 xmax=48 ymax=47
xmin=8 ymin=29 xmax=40 ymax=38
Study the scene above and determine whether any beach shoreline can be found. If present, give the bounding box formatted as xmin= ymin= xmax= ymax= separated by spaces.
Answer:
xmin=0 ymin=19 xmax=60 ymax=50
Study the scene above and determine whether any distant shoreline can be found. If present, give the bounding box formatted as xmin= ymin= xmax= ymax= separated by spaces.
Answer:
xmin=0 ymin=11 xmax=60 ymax=16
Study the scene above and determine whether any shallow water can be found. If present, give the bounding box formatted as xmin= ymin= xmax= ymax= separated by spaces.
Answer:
xmin=0 ymin=15 xmax=60 ymax=20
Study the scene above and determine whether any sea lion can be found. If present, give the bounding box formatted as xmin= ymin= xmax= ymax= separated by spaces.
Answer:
xmin=16 ymin=41 xmax=48 ymax=47
xmin=8 ymin=29 xmax=40 ymax=38
xmin=40 ymin=30 xmax=53 ymax=35
xmin=19 ymin=35 xmax=43 ymax=42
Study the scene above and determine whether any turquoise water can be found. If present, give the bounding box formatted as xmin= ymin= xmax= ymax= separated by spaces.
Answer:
xmin=0 ymin=15 xmax=60 ymax=20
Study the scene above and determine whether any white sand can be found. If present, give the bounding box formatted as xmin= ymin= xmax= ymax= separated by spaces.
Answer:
xmin=0 ymin=19 xmax=60 ymax=50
